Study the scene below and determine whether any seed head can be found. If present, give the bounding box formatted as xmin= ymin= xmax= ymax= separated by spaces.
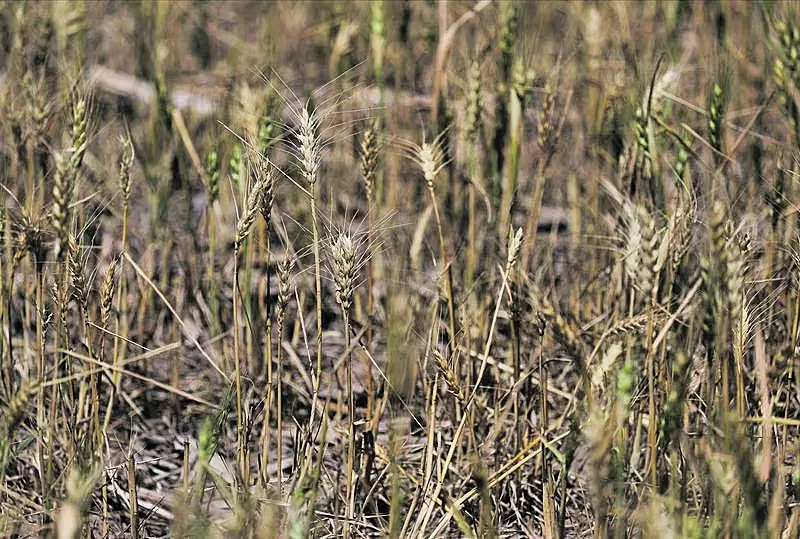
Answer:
xmin=276 ymin=255 xmax=296 ymax=325
xmin=52 ymin=151 xmax=72 ymax=259
xmin=235 ymin=174 xmax=266 ymax=249
xmin=624 ymin=204 xmax=657 ymax=298
xmin=119 ymin=132 xmax=134 ymax=204
xmin=101 ymin=255 xmax=120 ymax=329
xmin=257 ymin=159 xmax=275 ymax=231
xmin=415 ymin=139 xmax=445 ymax=190
xmin=205 ymin=150 xmax=219 ymax=203
xmin=506 ymin=226 xmax=524 ymax=270
xmin=230 ymin=142 xmax=244 ymax=190
xmin=360 ymin=122 xmax=379 ymax=200
xmin=465 ymin=59 xmax=483 ymax=142
xmin=69 ymin=93 xmax=88 ymax=174
xmin=331 ymin=233 xmax=357 ymax=314
xmin=297 ymin=105 xmax=322 ymax=186
xmin=67 ymin=234 xmax=88 ymax=313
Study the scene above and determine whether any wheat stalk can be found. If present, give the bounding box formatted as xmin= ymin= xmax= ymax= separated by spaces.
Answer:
xmin=359 ymin=121 xmax=379 ymax=425
xmin=233 ymin=172 xmax=267 ymax=483
xmin=329 ymin=230 xmax=358 ymax=533
xmin=293 ymin=101 xmax=327 ymax=441
xmin=274 ymin=252 xmax=295 ymax=489
xmin=409 ymin=133 xmax=457 ymax=358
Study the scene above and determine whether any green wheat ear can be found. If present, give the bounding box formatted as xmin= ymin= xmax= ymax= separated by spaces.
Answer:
xmin=205 ymin=150 xmax=219 ymax=204
xmin=708 ymin=79 xmax=727 ymax=164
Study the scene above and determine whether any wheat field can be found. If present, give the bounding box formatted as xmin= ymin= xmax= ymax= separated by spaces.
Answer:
xmin=0 ymin=1 xmax=799 ymax=537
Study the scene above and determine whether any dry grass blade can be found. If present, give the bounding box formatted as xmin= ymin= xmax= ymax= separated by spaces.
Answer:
xmin=61 ymin=349 xmax=218 ymax=408
xmin=123 ymin=252 xmax=228 ymax=381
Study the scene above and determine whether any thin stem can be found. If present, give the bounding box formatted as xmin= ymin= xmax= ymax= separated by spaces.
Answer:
xmin=208 ymin=206 xmax=220 ymax=338
xmin=343 ymin=309 xmax=355 ymax=538
xmin=276 ymin=320 xmax=284 ymax=488
xmin=427 ymin=184 xmax=457 ymax=359
xmin=645 ymin=285 xmax=659 ymax=487
xmin=466 ymin=147 xmax=478 ymax=290
xmin=233 ymin=245 xmax=246 ymax=483
xmin=365 ymin=204 xmax=374 ymax=429
xmin=104 ymin=198 xmax=129 ymax=433
xmin=261 ymin=234 xmax=273 ymax=487
xmin=310 ymin=190 xmax=324 ymax=425
xmin=127 ymin=455 xmax=139 ymax=539
xmin=522 ymin=158 xmax=547 ymax=274
xmin=262 ymin=307 xmax=273 ymax=487
xmin=511 ymin=285 xmax=521 ymax=453
xmin=36 ymin=266 xmax=48 ymax=512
